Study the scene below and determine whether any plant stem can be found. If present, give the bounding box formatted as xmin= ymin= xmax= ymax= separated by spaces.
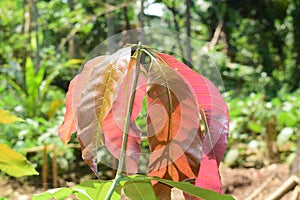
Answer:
xmin=104 ymin=42 xmax=142 ymax=200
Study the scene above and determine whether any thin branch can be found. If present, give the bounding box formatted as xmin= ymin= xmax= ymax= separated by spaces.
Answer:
xmin=245 ymin=174 xmax=277 ymax=200
xmin=265 ymin=175 xmax=299 ymax=200
xmin=208 ymin=1 xmax=226 ymax=50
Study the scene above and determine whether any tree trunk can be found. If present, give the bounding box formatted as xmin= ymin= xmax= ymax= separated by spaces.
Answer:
xmin=185 ymin=0 xmax=192 ymax=63
xmin=291 ymin=0 xmax=300 ymax=91
xmin=291 ymin=136 xmax=300 ymax=177
xmin=291 ymin=1 xmax=300 ymax=177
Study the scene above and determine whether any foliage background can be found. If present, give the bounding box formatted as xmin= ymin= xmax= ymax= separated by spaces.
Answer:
xmin=0 ymin=0 xmax=299 ymax=191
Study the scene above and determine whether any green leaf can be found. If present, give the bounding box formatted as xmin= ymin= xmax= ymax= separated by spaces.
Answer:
xmin=123 ymin=180 xmax=158 ymax=200
xmin=152 ymin=177 xmax=235 ymax=200
xmin=0 ymin=144 xmax=38 ymax=177
xmin=247 ymin=121 xmax=263 ymax=133
xmin=277 ymin=112 xmax=297 ymax=127
xmin=25 ymin=57 xmax=37 ymax=116
xmin=76 ymin=180 xmax=121 ymax=200
xmin=0 ymin=110 xmax=24 ymax=124
xmin=32 ymin=188 xmax=74 ymax=200
xmin=33 ymin=187 xmax=92 ymax=200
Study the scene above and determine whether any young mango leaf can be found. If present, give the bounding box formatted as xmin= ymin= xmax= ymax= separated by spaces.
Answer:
xmin=58 ymin=56 xmax=106 ymax=144
xmin=76 ymin=47 xmax=131 ymax=173
xmin=103 ymin=61 xmax=147 ymax=174
xmin=0 ymin=110 xmax=24 ymax=124
xmin=147 ymin=58 xmax=202 ymax=198
xmin=0 ymin=144 xmax=38 ymax=177
xmin=156 ymin=53 xmax=229 ymax=193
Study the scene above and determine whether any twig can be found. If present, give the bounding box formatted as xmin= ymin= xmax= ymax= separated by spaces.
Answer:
xmin=42 ymin=144 xmax=48 ymax=191
xmin=245 ymin=174 xmax=277 ymax=200
xmin=23 ymin=143 xmax=80 ymax=153
xmin=265 ymin=175 xmax=299 ymax=200
xmin=208 ymin=1 xmax=226 ymax=50
xmin=208 ymin=20 xmax=224 ymax=50
xmin=291 ymin=186 xmax=300 ymax=200
xmin=52 ymin=145 xmax=58 ymax=188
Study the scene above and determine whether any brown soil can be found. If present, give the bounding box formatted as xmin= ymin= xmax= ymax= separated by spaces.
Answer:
xmin=220 ymin=163 xmax=297 ymax=200
xmin=0 ymin=163 xmax=297 ymax=200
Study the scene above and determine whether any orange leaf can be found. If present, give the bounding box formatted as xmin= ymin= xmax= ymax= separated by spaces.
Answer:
xmin=157 ymin=52 xmax=229 ymax=194
xmin=103 ymin=61 xmax=147 ymax=174
xmin=76 ymin=47 xmax=131 ymax=173
xmin=147 ymin=58 xmax=202 ymax=198
xmin=58 ymin=56 xmax=106 ymax=144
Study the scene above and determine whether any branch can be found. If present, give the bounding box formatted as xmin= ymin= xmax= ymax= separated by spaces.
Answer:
xmin=208 ymin=2 xmax=226 ymax=50
xmin=265 ymin=175 xmax=299 ymax=200
xmin=245 ymin=174 xmax=277 ymax=200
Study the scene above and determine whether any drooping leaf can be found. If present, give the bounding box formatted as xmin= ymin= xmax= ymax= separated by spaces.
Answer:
xmin=146 ymin=58 xmax=202 ymax=198
xmin=58 ymin=56 xmax=106 ymax=144
xmin=156 ymin=53 xmax=229 ymax=193
xmin=0 ymin=110 xmax=24 ymax=124
xmin=76 ymin=47 xmax=131 ymax=173
xmin=102 ymin=61 xmax=147 ymax=174
xmin=0 ymin=144 xmax=39 ymax=177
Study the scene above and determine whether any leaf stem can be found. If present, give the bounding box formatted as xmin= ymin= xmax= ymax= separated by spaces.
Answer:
xmin=104 ymin=42 xmax=142 ymax=200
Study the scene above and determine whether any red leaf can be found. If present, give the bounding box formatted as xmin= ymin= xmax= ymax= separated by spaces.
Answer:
xmin=147 ymin=58 xmax=202 ymax=198
xmin=102 ymin=61 xmax=147 ymax=174
xmin=58 ymin=56 xmax=107 ymax=144
xmin=76 ymin=47 xmax=132 ymax=173
xmin=157 ymin=53 xmax=229 ymax=193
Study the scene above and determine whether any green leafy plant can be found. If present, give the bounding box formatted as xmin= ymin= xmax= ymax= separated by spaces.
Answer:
xmin=35 ymin=43 xmax=232 ymax=200
xmin=225 ymin=91 xmax=300 ymax=167
xmin=0 ymin=55 xmax=76 ymax=118
xmin=0 ymin=110 xmax=38 ymax=177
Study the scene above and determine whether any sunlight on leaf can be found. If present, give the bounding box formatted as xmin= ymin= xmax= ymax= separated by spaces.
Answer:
xmin=76 ymin=180 xmax=121 ymax=200
xmin=76 ymin=47 xmax=131 ymax=173
xmin=0 ymin=144 xmax=38 ymax=177
xmin=0 ymin=110 xmax=24 ymax=124
xmin=147 ymin=57 xmax=202 ymax=198
xmin=156 ymin=53 xmax=229 ymax=193
xmin=58 ymin=56 xmax=107 ymax=144
xmin=103 ymin=61 xmax=147 ymax=173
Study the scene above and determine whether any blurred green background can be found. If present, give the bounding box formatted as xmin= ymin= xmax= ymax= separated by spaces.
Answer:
xmin=0 ymin=0 xmax=299 ymax=193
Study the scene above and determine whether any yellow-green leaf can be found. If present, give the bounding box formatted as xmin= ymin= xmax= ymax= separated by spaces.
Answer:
xmin=0 ymin=144 xmax=39 ymax=177
xmin=0 ymin=110 xmax=24 ymax=124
